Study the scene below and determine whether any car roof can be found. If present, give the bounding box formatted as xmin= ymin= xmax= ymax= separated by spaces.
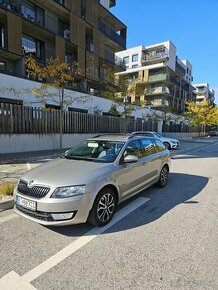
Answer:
xmin=87 ymin=133 xmax=155 ymax=142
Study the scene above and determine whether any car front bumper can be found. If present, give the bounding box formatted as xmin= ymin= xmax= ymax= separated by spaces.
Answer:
xmin=14 ymin=191 xmax=94 ymax=226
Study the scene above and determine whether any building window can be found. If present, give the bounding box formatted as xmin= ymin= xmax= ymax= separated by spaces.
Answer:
xmin=81 ymin=0 xmax=86 ymax=19
xmin=123 ymin=56 xmax=129 ymax=64
xmin=132 ymin=54 xmax=138 ymax=62
xmin=0 ymin=61 xmax=6 ymax=72
xmin=0 ymin=23 xmax=6 ymax=49
xmin=58 ymin=20 xmax=70 ymax=39
xmin=86 ymin=31 xmax=94 ymax=53
xmin=22 ymin=34 xmax=45 ymax=60
xmin=21 ymin=0 xmax=36 ymax=22
xmin=132 ymin=64 xmax=138 ymax=69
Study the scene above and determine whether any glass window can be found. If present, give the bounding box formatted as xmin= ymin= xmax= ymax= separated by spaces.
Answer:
xmin=132 ymin=64 xmax=138 ymax=69
xmin=123 ymin=56 xmax=129 ymax=64
xmin=22 ymin=34 xmax=44 ymax=60
xmin=132 ymin=54 xmax=138 ymax=62
xmin=0 ymin=23 xmax=6 ymax=48
xmin=141 ymin=139 xmax=156 ymax=156
xmin=21 ymin=0 xmax=35 ymax=22
xmin=124 ymin=140 xmax=143 ymax=159
xmin=154 ymin=139 xmax=165 ymax=152
xmin=0 ymin=61 xmax=6 ymax=72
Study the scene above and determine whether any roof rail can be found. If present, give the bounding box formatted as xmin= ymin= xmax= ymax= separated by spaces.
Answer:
xmin=128 ymin=131 xmax=148 ymax=139
xmin=93 ymin=133 xmax=128 ymax=138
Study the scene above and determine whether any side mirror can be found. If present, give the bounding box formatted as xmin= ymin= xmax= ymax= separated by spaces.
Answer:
xmin=124 ymin=155 xmax=138 ymax=163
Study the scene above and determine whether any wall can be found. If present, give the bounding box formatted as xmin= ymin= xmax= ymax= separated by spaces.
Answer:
xmin=0 ymin=73 xmax=153 ymax=118
xmin=0 ymin=134 xmax=95 ymax=154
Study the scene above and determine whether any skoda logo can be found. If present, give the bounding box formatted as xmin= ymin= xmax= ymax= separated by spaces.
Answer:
xmin=28 ymin=180 xmax=34 ymax=187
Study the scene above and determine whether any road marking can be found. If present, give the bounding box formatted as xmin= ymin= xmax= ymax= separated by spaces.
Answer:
xmin=22 ymin=196 xmax=150 ymax=283
xmin=0 ymin=213 xmax=19 ymax=225
xmin=26 ymin=163 xmax=31 ymax=170
xmin=0 ymin=271 xmax=37 ymax=290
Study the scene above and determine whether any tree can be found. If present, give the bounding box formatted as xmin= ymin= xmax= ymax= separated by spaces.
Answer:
xmin=25 ymin=56 xmax=87 ymax=148
xmin=185 ymin=99 xmax=218 ymax=135
xmin=96 ymin=64 xmax=143 ymax=117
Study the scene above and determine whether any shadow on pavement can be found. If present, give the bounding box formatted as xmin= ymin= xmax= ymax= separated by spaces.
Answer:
xmin=48 ymin=172 xmax=208 ymax=237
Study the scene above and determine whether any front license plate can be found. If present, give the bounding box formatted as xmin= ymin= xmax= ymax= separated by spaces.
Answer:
xmin=16 ymin=196 xmax=36 ymax=211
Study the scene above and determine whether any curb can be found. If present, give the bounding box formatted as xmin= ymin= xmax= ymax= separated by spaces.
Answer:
xmin=0 ymin=197 xmax=14 ymax=212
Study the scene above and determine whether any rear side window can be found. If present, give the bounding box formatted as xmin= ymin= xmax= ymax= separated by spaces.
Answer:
xmin=154 ymin=139 xmax=166 ymax=152
xmin=141 ymin=139 xmax=156 ymax=156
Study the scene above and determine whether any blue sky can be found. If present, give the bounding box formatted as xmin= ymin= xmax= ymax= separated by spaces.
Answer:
xmin=112 ymin=0 xmax=218 ymax=104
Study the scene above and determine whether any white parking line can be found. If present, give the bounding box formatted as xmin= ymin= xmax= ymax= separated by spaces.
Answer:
xmin=0 ymin=213 xmax=19 ymax=225
xmin=0 ymin=196 xmax=150 ymax=289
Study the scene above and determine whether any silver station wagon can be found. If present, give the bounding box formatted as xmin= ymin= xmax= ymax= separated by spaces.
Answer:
xmin=14 ymin=132 xmax=171 ymax=227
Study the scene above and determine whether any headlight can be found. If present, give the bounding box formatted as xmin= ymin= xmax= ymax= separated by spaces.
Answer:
xmin=51 ymin=185 xmax=86 ymax=198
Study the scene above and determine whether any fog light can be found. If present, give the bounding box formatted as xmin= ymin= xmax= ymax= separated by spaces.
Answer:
xmin=51 ymin=212 xmax=75 ymax=221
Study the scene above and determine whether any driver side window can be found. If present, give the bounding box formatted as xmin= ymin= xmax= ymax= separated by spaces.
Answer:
xmin=124 ymin=140 xmax=143 ymax=159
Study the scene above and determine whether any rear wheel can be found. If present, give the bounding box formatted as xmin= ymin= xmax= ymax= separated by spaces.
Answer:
xmin=163 ymin=142 xmax=170 ymax=150
xmin=157 ymin=165 xmax=169 ymax=187
xmin=88 ymin=188 xmax=116 ymax=227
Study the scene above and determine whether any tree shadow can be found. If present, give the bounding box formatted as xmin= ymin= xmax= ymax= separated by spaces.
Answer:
xmin=47 ymin=172 xmax=208 ymax=237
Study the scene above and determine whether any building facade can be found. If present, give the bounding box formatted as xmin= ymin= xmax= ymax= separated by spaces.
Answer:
xmin=193 ymin=83 xmax=215 ymax=105
xmin=116 ymin=41 xmax=195 ymax=112
xmin=0 ymin=0 xmax=126 ymax=94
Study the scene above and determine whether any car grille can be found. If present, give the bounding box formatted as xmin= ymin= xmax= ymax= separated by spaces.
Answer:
xmin=16 ymin=205 xmax=53 ymax=221
xmin=17 ymin=180 xmax=50 ymax=198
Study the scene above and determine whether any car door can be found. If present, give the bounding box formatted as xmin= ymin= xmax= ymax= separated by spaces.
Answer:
xmin=117 ymin=139 xmax=147 ymax=199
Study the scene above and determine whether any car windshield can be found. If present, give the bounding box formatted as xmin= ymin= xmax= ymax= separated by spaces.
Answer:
xmin=64 ymin=140 xmax=125 ymax=163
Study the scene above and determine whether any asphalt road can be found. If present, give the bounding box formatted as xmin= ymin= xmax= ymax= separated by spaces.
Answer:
xmin=0 ymin=140 xmax=218 ymax=289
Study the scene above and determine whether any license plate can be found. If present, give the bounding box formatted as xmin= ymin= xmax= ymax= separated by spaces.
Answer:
xmin=16 ymin=196 xmax=36 ymax=211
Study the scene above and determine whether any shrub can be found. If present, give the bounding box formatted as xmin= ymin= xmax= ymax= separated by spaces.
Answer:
xmin=0 ymin=182 xmax=16 ymax=198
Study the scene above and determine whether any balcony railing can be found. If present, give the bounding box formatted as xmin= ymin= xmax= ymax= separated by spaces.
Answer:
xmin=104 ymin=50 xmax=125 ymax=68
xmin=176 ymin=61 xmax=186 ymax=74
xmin=148 ymin=74 xmax=168 ymax=82
xmin=146 ymin=86 xmax=170 ymax=95
xmin=142 ymin=52 xmax=169 ymax=63
xmin=98 ymin=20 xmax=126 ymax=48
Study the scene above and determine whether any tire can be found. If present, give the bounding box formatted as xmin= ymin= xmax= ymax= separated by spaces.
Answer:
xmin=157 ymin=165 xmax=169 ymax=188
xmin=163 ymin=142 xmax=170 ymax=150
xmin=88 ymin=188 xmax=117 ymax=227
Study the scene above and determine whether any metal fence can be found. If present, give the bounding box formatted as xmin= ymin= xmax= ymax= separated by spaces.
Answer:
xmin=0 ymin=103 xmax=158 ymax=134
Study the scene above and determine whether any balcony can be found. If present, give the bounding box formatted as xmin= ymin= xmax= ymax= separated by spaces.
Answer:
xmin=146 ymin=86 xmax=170 ymax=96
xmin=176 ymin=57 xmax=186 ymax=74
xmin=98 ymin=20 xmax=126 ymax=48
xmin=148 ymin=74 xmax=168 ymax=82
xmin=104 ymin=49 xmax=125 ymax=68
xmin=142 ymin=51 xmax=169 ymax=65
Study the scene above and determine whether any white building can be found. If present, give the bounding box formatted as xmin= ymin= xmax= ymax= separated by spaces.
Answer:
xmin=115 ymin=41 xmax=194 ymax=112
xmin=193 ymin=83 xmax=215 ymax=104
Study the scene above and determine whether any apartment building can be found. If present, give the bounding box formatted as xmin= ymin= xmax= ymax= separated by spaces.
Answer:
xmin=116 ymin=41 xmax=195 ymax=112
xmin=0 ymin=0 xmax=127 ymax=95
xmin=194 ymin=83 xmax=215 ymax=105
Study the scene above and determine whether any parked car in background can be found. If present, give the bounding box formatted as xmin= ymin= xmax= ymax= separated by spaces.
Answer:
xmin=14 ymin=132 xmax=170 ymax=227
xmin=133 ymin=131 xmax=180 ymax=150
xmin=208 ymin=131 xmax=218 ymax=137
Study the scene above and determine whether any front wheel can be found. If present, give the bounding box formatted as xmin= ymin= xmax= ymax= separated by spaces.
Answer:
xmin=88 ymin=188 xmax=116 ymax=227
xmin=157 ymin=165 xmax=169 ymax=187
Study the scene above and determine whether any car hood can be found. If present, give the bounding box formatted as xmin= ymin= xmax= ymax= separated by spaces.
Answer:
xmin=21 ymin=158 xmax=114 ymax=187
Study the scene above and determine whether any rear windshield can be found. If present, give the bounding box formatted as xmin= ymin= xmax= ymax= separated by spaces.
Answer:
xmin=64 ymin=140 xmax=125 ymax=163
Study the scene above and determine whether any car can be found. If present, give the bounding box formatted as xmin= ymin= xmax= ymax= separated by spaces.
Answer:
xmin=208 ymin=131 xmax=218 ymax=137
xmin=14 ymin=132 xmax=170 ymax=227
xmin=134 ymin=131 xmax=180 ymax=150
